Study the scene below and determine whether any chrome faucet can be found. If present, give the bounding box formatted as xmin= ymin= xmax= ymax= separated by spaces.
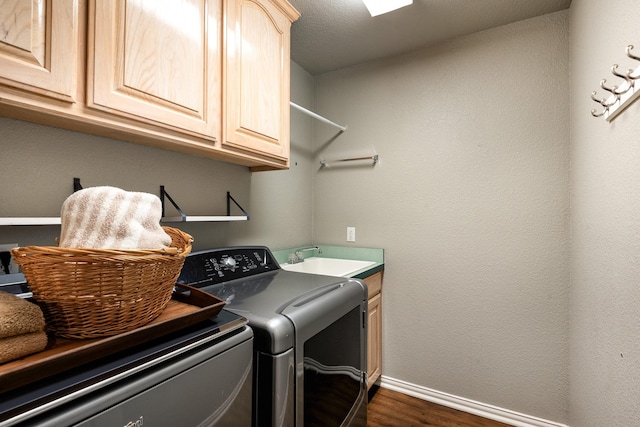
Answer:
xmin=288 ymin=246 xmax=322 ymax=264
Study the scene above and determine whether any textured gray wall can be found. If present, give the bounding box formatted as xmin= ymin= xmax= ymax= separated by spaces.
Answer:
xmin=311 ymin=11 xmax=570 ymax=423
xmin=570 ymin=0 xmax=640 ymax=425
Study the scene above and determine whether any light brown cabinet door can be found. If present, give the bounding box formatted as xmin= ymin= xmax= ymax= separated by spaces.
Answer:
xmin=0 ymin=0 xmax=78 ymax=102
xmin=223 ymin=0 xmax=297 ymax=166
xmin=88 ymin=0 xmax=221 ymax=141
xmin=365 ymin=271 xmax=383 ymax=389
xmin=368 ymin=292 xmax=382 ymax=389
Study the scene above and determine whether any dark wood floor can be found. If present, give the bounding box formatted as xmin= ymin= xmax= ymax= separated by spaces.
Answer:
xmin=367 ymin=387 xmax=511 ymax=427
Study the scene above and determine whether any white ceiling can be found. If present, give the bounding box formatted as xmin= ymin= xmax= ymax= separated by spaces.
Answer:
xmin=288 ymin=0 xmax=572 ymax=75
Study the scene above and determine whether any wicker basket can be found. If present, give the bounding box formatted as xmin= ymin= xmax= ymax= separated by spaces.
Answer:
xmin=11 ymin=227 xmax=193 ymax=339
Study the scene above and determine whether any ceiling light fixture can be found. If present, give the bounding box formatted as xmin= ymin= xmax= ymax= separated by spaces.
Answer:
xmin=362 ymin=0 xmax=413 ymax=17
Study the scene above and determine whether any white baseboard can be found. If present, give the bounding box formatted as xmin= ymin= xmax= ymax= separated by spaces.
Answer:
xmin=379 ymin=376 xmax=568 ymax=427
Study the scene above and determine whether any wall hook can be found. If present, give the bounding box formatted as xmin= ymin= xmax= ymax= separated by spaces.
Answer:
xmin=591 ymin=107 xmax=608 ymax=118
xmin=592 ymin=87 xmax=617 ymax=107
xmin=599 ymin=79 xmax=619 ymax=96
xmin=625 ymin=45 xmax=640 ymax=79
xmin=626 ymin=44 xmax=640 ymax=62
xmin=610 ymin=65 xmax=634 ymax=94
xmin=626 ymin=67 xmax=640 ymax=80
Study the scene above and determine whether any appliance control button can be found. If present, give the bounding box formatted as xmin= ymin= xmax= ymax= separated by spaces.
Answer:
xmin=223 ymin=257 xmax=237 ymax=269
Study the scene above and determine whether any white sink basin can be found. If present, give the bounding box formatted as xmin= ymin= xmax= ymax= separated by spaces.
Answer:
xmin=280 ymin=257 xmax=376 ymax=277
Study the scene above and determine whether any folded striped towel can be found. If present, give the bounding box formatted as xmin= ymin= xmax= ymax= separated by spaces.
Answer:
xmin=58 ymin=186 xmax=171 ymax=250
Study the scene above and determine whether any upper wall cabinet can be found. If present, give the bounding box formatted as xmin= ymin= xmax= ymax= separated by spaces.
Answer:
xmin=0 ymin=0 xmax=299 ymax=171
xmin=223 ymin=0 xmax=299 ymax=169
xmin=0 ymin=0 xmax=79 ymax=102
xmin=88 ymin=0 xmax=221 ymax=142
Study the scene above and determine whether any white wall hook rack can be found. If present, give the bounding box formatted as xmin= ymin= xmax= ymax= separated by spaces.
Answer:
xmin=591 ymin=44 xmax=640 ymax=121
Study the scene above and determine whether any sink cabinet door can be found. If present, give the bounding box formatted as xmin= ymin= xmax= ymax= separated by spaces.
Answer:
xmin=0 ymin=0 xmax=79 ymax=102
xmin=364 ymin=271 xmax=383 ymax=389
xmin=87 ymin=0 xmax=222 ymax=142
xmin=222 ymin=0 xmax=298 ymax=169
xmin=367 ymin=292 xmax=382 ymax=389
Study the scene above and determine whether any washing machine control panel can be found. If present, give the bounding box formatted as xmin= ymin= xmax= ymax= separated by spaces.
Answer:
xmin=178 ymin=247 xmax=279 ymax=287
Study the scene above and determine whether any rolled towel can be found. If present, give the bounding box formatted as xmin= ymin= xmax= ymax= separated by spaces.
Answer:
xmin=0 ymin=331 xmax=48 ymax=364
xmin=0 ymin=291 xmax=46 ymax=339
xmin=58 ymin=186 xmax=171 ymax=250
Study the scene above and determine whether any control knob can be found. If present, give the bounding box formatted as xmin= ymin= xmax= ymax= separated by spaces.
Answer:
xmin=223 ymin=257 xmax=237 ymax=269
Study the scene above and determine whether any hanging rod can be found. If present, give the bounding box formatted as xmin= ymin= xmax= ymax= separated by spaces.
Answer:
xmin=320 ymin=155 xmax=378 ymax=168
xmin=290 ymin=102 xmax=347 ymax=132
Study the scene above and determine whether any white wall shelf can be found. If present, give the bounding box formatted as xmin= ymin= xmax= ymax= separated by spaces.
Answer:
xmin=0 ymin=179 xmax=249 ymax=226
xmin=0 ymin=217 xmax=62 ymax=226
xmin=160 ymin=187 xmax=249 ymax=222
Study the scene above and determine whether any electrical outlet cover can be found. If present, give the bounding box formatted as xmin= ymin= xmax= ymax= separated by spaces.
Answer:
xmin=347 ymin=227 xmax=356 ymax=242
